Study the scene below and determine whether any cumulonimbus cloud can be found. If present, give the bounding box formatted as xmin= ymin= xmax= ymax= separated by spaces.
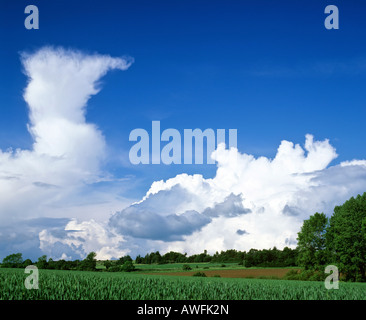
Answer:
xmin=21 ymin=47 xmax=133 ymax=183
xmin=0 ymin=47 xmax=133 ymax=259
xmin=106 ymin=135 xmax=366 ymax=256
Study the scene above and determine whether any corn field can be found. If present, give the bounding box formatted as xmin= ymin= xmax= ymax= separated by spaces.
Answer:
xmin=0 ymin=268 xmax=365 ymax=300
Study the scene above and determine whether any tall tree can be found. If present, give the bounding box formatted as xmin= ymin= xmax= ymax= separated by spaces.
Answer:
xmin=79 ymin=252 xmax=97 ymax=271
xmin=327 ymin=193 xmax=366 ymax=281
xmin=2 ymin=253 xmax=23 ymax=268
xmin=36 ymin=255 xmax=48 ymax=269
xmin=296 ymin=212 xmax=329 ymax=269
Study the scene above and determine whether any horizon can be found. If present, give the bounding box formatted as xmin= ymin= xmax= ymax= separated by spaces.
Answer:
xmin=2 ymin=244 xmax=298 ymax=262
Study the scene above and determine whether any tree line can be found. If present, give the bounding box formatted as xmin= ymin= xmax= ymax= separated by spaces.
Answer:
xmin=0 ymin=247 xmax=297 ymax=271
xmin=1 ymin=193 xmax=365 ymax=281
xmin=0 ymin=252 xmax=136 ymax=272
xmin=134 ymin=247 xmax=298 ymax=267
xmin=1 ymin=252 xmax=97 ymax=271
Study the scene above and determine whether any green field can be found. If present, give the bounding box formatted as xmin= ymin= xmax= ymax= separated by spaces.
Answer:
xmin=1 ymin=267 xmax=365 ymax=300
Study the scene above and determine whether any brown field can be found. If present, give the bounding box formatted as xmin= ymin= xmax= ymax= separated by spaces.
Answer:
xmin=144 ymin=268 xmax=297 ymax=279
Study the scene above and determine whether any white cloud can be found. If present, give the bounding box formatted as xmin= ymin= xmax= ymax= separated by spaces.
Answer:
xmin=20 ymin=47 xmax=133 ymax=185
xmin=39 ymin=219 xmax=128 ymax=260
xmin=107 ymin=135 xmax=366 ymax=257
xmin=0 ymin=47 xmax=133 ymax=223
xmin=340 ymin=159 xmax=366 ymax=167
xmin=42 ymin=134 xmax=366 ymax=259
xmin=0 ymin=47 xmax=134 ymax=259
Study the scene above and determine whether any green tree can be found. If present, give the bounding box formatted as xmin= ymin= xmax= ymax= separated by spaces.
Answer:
xmin=22 ymin=259 xmax=33 ymax=268
xmin=104 ymin=260 xmax=112 ymax=270
xmin=36 ymin=255 xmax=48 ymax=269
xmin=296 ymin=212 xmax=329 ymax=270
xmin=135 ymin=255 xmax=143 ymax=264
xmin=121 ymin=260 xmax=135 ymax=272
xmin=151 ymin=251 xmax=162 ymax=264
xmin=327 ymin=193 xmax=366 ymax=281
xmin=79 ymin=252 xmax=97 ymax=271
xmin=2 ymin=253 xmax=23 ymax=268
xmin=116 ymin=255 xmax=133 ymax=265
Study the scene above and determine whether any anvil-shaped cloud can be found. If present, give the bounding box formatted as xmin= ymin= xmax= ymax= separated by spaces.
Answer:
xmin=0 ymin=47 xmax=133 ymax=259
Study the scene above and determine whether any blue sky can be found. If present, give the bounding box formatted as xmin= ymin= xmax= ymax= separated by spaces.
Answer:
xmin=2 ymin=1 xmax=366 ymax=176
xmin=1 ymin=0 xmax=366 ymax=260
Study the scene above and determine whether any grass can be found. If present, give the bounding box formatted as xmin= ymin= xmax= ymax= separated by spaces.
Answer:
xmin=1 ymin=267 xmax=365 ymax=300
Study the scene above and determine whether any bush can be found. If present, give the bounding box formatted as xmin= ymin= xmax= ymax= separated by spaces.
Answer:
xmin=108 ymin=261 xmax=136 ymax=272
xmin=108 ymin=265 xmax=121 ymax=272
xmin=182 ymin=264 xmax=192 ymax=271
xmin=309 ymin=271 xmax=326 ymax=281
xmin=283 ymin=269 xmax=300 ymax=280
xmin=283 ymin=269 xmax=326 ymax=281
xmin=299 ymin=270 xmax=314 ymax=281
xmin=193 ymin=272 xmax=207 ymax=277
xmin=121 ymin=261 xmax=136 ymax=272
xmin=116 ymin=255 xmax=133 ymax=266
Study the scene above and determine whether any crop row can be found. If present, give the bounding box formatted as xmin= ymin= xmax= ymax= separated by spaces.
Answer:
xmin=0 ymin=268 xmax=365 ymax=300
